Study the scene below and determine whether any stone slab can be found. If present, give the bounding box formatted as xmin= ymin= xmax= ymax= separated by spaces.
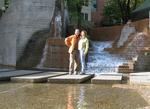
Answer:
xmin=129 ymin=74 xmax=150 ymax=85
xmin=0 ymin=70 xmax=42 ymax=81
xmin=130 ymin=72 xmax=150 ymax=76
xmin=91 ymin=75 xmax=122 ymax=84
xmin=0 ymin=69 xmax=16 ymax=72
xmin=11 ymin=72 xmax=67 ymax=83
xmin=100 ymin=73 xmax=123 ymax=76
xmin=48 ymin=74 xmax=94 ymax=84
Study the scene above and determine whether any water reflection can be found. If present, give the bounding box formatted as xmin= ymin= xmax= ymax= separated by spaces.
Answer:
xmin=66 ymin=86 xmax=87 ymax=109
xmin=77 ymin=86 xmax=86 ymax=109
xmin=66 ymin=86 xmax=75 ymax=109
xmin=0 ymin=83 xmax=148 ymax=109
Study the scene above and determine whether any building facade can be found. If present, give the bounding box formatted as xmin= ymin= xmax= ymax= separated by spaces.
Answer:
xmin=81 ymin=0 xmax=96 ymax=21
xmin=91 ymin=0 xmax=105 ymax=26
xmin=81 ymin=0 xmax=105 ymax=25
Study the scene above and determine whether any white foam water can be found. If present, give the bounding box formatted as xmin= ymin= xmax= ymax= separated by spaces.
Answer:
xmin=86 ymin=41 xmax=127 ymax=75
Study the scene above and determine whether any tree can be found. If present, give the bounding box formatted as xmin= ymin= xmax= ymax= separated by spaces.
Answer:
xmin=66 ymin=0 xmax=84 ymax=28
xmin=103 ymin=0 xmax=144 ymax=24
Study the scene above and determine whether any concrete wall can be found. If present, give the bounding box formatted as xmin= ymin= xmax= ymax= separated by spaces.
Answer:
xmin=91 ymin=19 xmax=149 ymax=41
xmin=0 ymin=0 xmax=55 ymax=66
xmin=91 ymin=25 xmax=123 ymax=41
xmin=132 ymin=19 xmax=149 ymax=33
xmin=44 ymin=39 xmax=69 ymax=70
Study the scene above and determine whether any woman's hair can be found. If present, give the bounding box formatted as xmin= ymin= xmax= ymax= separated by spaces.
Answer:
xmin=81 ymin=30 xmax=87 ymax=37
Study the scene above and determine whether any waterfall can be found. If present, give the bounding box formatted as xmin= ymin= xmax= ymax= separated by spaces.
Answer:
xmin=36 ymin=42 xmax=49 ymax=68
xmin=54 ymin=11 xmax=62 ymax=38
xmin=117 ymin=23 xmax=136 ymax=48
xmin=86 ymin=41 xmax=127 ymax=75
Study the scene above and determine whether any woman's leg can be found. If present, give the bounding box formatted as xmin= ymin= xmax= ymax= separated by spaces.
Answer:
xmin=80 ymin=50 xmax=85 ymax=73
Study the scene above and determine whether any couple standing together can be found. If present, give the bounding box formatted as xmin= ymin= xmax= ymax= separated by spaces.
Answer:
xmin=65 ymin=29 xmax=89 ymax=75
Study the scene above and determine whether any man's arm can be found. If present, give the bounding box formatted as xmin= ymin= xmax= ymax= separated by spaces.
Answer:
xmin=68 ymin=36 xmax=75 ymax=53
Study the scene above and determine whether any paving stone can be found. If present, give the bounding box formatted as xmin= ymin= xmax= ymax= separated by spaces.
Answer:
xmin=11 ymin=72 xmax=67 ymax=83
xmin=0 ymin=70 xmax=41 ymax=81
xmin=130 ymin=72 xmax=150 ymax=85
xmin=48 ymin=74 xmax=94 ymax=84
xmin=130 ymin=72 xmax=150 ymax=76
xmin=91 ymin=75 xmax=122 ymax=84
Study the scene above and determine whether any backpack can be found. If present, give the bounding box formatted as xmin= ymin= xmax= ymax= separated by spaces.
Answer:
xmin=64 ymin=36 xmax=73 ymax=47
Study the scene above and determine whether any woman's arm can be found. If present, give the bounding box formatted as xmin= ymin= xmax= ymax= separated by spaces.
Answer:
xmin=84 ymin=39 xmax=89 ymax=55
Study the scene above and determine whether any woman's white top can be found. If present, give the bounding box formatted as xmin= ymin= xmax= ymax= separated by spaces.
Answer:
xmin=78 ymin=37 xmax=89 ymax=55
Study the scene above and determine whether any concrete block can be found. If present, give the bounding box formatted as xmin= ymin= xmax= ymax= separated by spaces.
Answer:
xmin=48 ymin=74 xmax=94 ymax=84
xmin=91 ymin=75 xmax=122 ymax=84
xmin=130 ymin=72 xmax=150 ymax=85
xmin=11 ymin=72 xmax=67 ymax=83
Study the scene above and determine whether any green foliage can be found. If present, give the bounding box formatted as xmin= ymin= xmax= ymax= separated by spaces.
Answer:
xmin=4 ymin=0 xmax=11 ymax=8
xmin=103 ymin=0 xmax=144 ymax=25
xmin=66 ymin=0 xmax=84 ymax=27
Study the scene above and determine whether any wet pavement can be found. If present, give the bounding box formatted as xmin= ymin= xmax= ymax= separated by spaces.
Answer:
xmin=0 ymin=83 xmax=149 ymax=109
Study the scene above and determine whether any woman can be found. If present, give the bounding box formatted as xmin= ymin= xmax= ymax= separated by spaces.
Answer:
xmin=78 ymin=30 xmax=89 ymax=74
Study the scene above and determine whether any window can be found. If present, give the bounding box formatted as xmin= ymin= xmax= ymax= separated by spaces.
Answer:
xmin=85 ymin=13 xmax=88 ymax=21
xmin=81 ymin=13 xmax=89 ymax=21
xmin=83 ymin=0 xmax=89 ymax=6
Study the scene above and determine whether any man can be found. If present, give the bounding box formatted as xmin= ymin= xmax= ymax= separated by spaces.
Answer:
xmin=65 ymin=29 xmax=80 ymax=75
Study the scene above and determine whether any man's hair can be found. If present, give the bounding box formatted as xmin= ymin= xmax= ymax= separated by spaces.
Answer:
xmin=75 ymin=29 xmax=80 ymax=33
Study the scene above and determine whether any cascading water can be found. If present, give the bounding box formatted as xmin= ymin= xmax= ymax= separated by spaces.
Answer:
xmin=54 ymin=11 xmax=62 ymax=38
xmin=37 ymin=42 xmax=49 ymax=68
xmin=86 ymin=41 xmax=127 ymax=75
xmin=117 ymin=22 xmax=136 ymax=48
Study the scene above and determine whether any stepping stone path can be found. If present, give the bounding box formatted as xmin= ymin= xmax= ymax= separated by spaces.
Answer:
xmin=48 ymin=74 xmax=94 ymax=84
xmin=11 ymin=72 xmax=67 ymax=83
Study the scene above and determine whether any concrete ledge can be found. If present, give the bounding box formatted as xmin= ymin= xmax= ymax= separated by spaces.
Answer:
xmin=130 ymin=72 xmax=150 ymax=76
xmin=48 ymin=74 xmax=94 ymax=84
xmin=91 ymin=75 xmax=122 ymax=84
xmin=100 ymin=73 xmax=123 ymax=76
xmin=0 ymin=69 xmax=16 ymax=72
xmin=0 ymin=70 xmax=42 ymax=81
xmin=11 ymin=72 xmax=67 ymax=83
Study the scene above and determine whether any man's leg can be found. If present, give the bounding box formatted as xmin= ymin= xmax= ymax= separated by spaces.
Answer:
xmin=69 ymin=53 xmax=75 ymax=75
xmin=73 ymin=50 xmax=79 ymax=75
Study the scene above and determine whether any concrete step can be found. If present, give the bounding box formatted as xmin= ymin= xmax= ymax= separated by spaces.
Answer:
xmin=129 ymin=72 xmax=150 ymax=85
xmin=0 ymin=70 xmax=42 ymax=81
xmin=48 ymin=74 xmax=94 ymax=84
xmin=118 ymin=68 xmax=134 ymax=73
xmin=11 ymin=72 xmax=67 ymax=83
xmin=130 ymin=72 xmax=150 ymax=76
xmin=91 ymin=75 xmax=122 ymax=84
xmin=0 ymin=69 xmax=16 ymax=73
